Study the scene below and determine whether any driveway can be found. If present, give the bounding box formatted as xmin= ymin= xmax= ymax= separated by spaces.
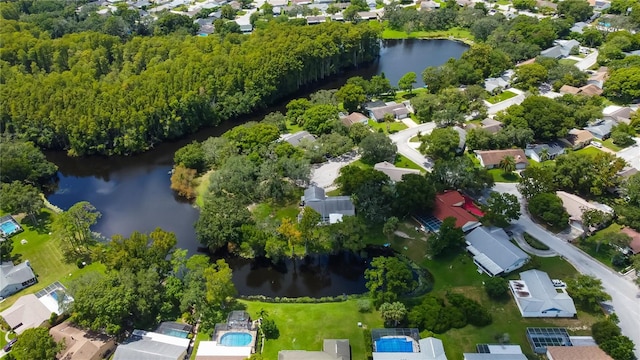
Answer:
xmin=616 ymin=139 xmax=640 ymax=170
xmin=309 ymin=153 xmax=360 ymax=191
xmin=389 ymin=122 xmax=437 ymax=171
xmin=575 ymin=51 xmax=599 ymax=71
xmin=493 ymin=183 xmax=640 ymax=356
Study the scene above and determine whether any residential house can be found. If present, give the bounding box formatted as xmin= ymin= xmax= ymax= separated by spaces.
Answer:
xmin=0 ymin=294 xmax=51 ymax=334
xmin=371 ymin=330 xmax=447 ymax=360
xmin=433 ymin=191 xmax=481 ymax=232
xmin=620 ymin=227 xmax=640 ymax=255
xmin=456 ymin=0 xmax=472 ymax=6
xmin=526 ymin=327 xmax=573 ymax=354
xmin=569 ymin=21 xmax=588 ymax=33
xmin=475 ymin=149 xmax=528 ymax=170
xmin=195 ymin=17 xmax=215 ymax=35
xmin=340 ymin=112 xmax=369 ymax=127
xmin=366 ymin=102 xmax=410 ymax=122
xmin=279 ymin=339 xmax=350 ymax=360
xmin=357 ymin=11 xmax=378 ymax=20
xmin=525 ymin=142 xmax=566 ymax=163
xmin=540 ymin=39 xmax=580 ymax=59
xmin=561 ymin=128 xmax=594 ymax=149
xmin=556 ymin=191 xmax=614 ymax=233
xmin=301 ymin=186 xmax=355 ymax=223
xmin=331 ymin=13 xmax=344 ymax=21
xmin=268 ymin=0 xmax=288 ymax=5
xmin=50 ymin=321 xmax=116 ymax=360
xmin=0 ymin=260 xmax=37 ymax=298
xmin=587 ymin=67 xmax=609 ymax=89
xmin=280 ymin=131 xmax=316 ymax=147
xmin=239 ymin=23 xmax=253 ymax=33
xmin=467 ymin=119 xmax=503 ymax=134
xmin=465 ymin=226 xmax=530 ymax=277
xmin=547 ymin=346 xmax=613 ymax=360
xmin=559 ymin=84 xmax=603 ymax=96
xmin=484 ymin=77 xmax=510 ymax=93
xmin=511 ymin=270 xmax=577 ymax=318
xmin=585 ymin=119 xmax=615 ymax=140
xmin=306 ymin=16 xmax=327 ymax=24
xmin=463 ymin=344 xmax=526 ymax=360
xmin=196 ymin=311 xmax=256 ymax=360
xmin=420 ymin=0 xmax=440 ymax=11
xmin=603 ymin=105 xmax=634 ymax=125
xmin=537 ymin=0 xmax=557 ymax=9
xmin=113 ymin=330 xmax=190 ymax=360
xmin=591 ymin=0 xmax=611 ymax=11
xmin=374 ymin=162 xmax=421 ymax=182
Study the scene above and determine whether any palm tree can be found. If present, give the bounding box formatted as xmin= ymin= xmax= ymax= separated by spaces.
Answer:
xmin=540 ymin=148 xmax=550 ymax=162
xmin=499 ymin=155 xmax=516 ymax=174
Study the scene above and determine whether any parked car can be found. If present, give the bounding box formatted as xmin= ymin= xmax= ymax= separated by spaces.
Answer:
xmin=4 ymin=338 xmax=17 ymax=352
xmin=592 ymin=142 xmax=603 ymax=148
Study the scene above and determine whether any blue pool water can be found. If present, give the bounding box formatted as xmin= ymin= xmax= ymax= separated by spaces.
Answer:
xmin=0 ymin=220 xmax=20 ymax=236
xmin=219 ymin=332 xmax=253 ymax=346
xmin=164 ymin=329 xmax=189 ymax=338
xmin=375 ymin=338 xmax=414 ymax=353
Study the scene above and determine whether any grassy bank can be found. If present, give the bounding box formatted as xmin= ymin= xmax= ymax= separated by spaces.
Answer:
xmin=382 ymin=26 xmax=475 ymax=44
xmin=195 ymin=169 xmax=214 ymax=208
xmin=242 ymin=299 xmax=383 ymax=359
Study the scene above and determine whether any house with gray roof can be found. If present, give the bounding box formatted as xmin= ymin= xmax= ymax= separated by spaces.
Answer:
xmin=569 ymin=21 xmax=588 ymax=33
xmin=464 ymin=344 xmax=526 ymax=360
xmin=0 ymin=261 xmax=37 ymax=298
xmin=420 ymin=0 xmax=441 ymax=11
xmin=540 ymin=39 xmax=580 ymax=59
xmin=510 ymin=270 xmax=577 ymax=318
xmin=113 ymin=329 xmax=190 ymax=360
xmin=301 ymin=186 xmax=355 ymax=224
xmin=366 ymin=102 xmax=410 ymax=122
xmin=484 ymin=77 xmax=510 ymax=93
xmin=525 ymin=142 xmax=566 ymax=163
xmin=584 ymin=119 xmax=615 ymax=140
xmin=281 ymin=131 xmax=316 ymax=147
xmin=279 ymin=339 xmax=351 ymax=360
xmin=465 ymin=227 xmax=530 ymax=277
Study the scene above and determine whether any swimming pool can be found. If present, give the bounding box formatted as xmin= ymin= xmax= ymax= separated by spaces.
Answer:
xmin=219 ymin=332 xmax=253 ymax=347
xmin=163 ymin=329 xmax=189 ymax=338
xmin=0 ymin=219 xmax=20 ymax=236
xmin=375 ymin=337 xmax=414 ymax=353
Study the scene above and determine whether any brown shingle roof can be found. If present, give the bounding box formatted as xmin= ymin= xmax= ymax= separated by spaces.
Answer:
xmin=621 ymin=227 xmax=640 ymax=255
xmin=475 ymin=149 xmax=527 ymax=167
xmin=547 ymin=346 xmax=612 ymax=360
xmin=565 ymin=129 xmax=594 ymax=146
xmin=341 ymin=112 xmax=368 ymax=127
xmin=560 ymin=85 xmax=581 ymax=94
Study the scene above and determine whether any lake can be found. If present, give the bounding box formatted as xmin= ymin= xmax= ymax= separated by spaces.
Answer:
xmin=45 ymin=39 xmax=467 ymax=296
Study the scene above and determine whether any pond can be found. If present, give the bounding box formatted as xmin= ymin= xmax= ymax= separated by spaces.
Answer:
xmin=45 ymin=39 xmax=467 ymax=296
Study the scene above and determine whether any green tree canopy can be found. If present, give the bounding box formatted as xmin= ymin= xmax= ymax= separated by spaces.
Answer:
xmin=0 ymin=181 xmax=43 ymax=224
xmin=567 ymin=274 xmax=611 ymax=312
xmin=365 ymin=256 xmax=415 ymax=306
xmin=359 ymin=132 xmax=397 ymax=165
xmin=0 ymin=139 xmax=57 ymax=184
xmin=11 ymin=327 xmax=62 ymax=360
xmin=427 ymin=217 xmax=465 ymax=257
xmin=419 ymin=127 xmax=460 ymax=160
xmin=483 ymin=192 xmax=521 ymax=227
xmin=528 ymin=192 xmax=569 ymax=229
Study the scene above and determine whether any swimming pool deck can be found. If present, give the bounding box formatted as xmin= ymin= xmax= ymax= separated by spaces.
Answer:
xmin=215 ymin=329 xmax=257 ymax=352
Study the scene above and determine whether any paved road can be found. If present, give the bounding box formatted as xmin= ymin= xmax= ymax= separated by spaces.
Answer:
xmin=389 ymin=122 xmax=437 ymax=171
xmin=512 ymin=232 xmax=558 ymax=257
xmin=493 ymin=183 xmax=640 ymax=356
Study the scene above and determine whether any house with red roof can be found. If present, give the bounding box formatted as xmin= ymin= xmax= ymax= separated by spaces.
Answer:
xmin=620 ymin=227 xmax=640 ymax=255
xmin=433 ymin=191 xmax=481 ymax=232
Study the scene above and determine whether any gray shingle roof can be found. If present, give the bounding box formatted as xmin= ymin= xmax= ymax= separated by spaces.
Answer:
xmin=513 ymin=270 xmax=576 ymax=316
xmin=465 ymin=227 xmax=529 ymax=276
xmin=0 ymin=261 xmax=36 ymax=296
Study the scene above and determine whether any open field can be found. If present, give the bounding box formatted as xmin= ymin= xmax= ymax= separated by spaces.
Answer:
xmin=382 ymin=26 xmax=474 ymax=44
xmin=488 ymin=169 xmax=520 ymax=183
xmin=242 ymin=300 xmax=383 ymax=360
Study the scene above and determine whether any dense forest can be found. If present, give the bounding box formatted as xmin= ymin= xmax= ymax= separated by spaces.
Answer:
xmin=0 ymin=14 xmax=380 ymax=155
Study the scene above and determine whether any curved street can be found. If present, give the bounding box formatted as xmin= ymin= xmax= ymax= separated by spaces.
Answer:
xmin=494 ymin=183 xmax=640 ymax=357
xmin=389 ymin=122 xmax=436 ymax=171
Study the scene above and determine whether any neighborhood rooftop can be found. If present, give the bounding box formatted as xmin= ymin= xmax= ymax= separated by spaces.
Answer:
xmin=466 ymin=226 xmax=529 ymax=276
xmin=510 ymin=270 xmax=577 ymax=318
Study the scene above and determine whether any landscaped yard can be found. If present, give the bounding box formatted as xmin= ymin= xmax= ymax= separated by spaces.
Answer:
xmin=242 ymin=299 xmax=384 ymax=360
xmin=523 ymin=232 xmax=550 ymax=251
xmin=576 ymin=224 xmax=626 ymax=271
xmin=574 ymin=145 xmax=604 ymax=157
xmin=594 ymin=139 xmax=623 ymax=152
xmin=0 ymin=210 xmax=106 ymax=312
xmin=488 ymin=169 xmax=520 ymax=183
xmin=394 ymin=154 xmax=423 ymax=171
xmin=486 ymin=90 xmax=517 ymax=104
xmin=368 ymin=119 xmax=408 ymax=134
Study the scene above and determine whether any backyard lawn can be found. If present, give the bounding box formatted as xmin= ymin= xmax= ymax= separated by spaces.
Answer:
xmin=368 ymin=119 xmax=408 ymax=134
xmin=382 ymin=26 xmax=474 ymax=43
xmin=574 ymin=146 xmax=604 ymax=157
xmin=486 ymin=90 xmax=517 ymax=104
xmin=242 ymin=299 xmax=384 ymax=360
xmin=0 ymin=210 xmax=105 ymax=312
xmin=576 ymin=224 xmax=626 ymax=271
xmin=488 ymin=169 xmax=520 ymax=183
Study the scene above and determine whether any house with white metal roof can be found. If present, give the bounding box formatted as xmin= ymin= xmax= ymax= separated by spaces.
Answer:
xmin=510 ymin=270 xmax=577 ymax=318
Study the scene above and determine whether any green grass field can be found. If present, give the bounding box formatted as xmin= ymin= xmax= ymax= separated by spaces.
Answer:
xmin=242 ymin=300 xmax=383 ymax=359
xmin=368 ymin=119 xmax=408 ymax=134
xmin=486 ymin=90 xmax=517 ymax=104
xmin=594 ymin=139 xmax=623 ymax=152
xmin=382 ymin=26 xmax=474 ymax=44
xmin=0 ymin=210 xmax=106 ymax=312
xmin=488 ymin=169 xmax=520 ymax=183
xmin=574 ymin=146 xmax=605 ymax=157
xmin=194 ymin=169 xmax=214 ymax=208
xmin=559 ymin=58 xmax=579 ymax=66
xmin=394 ymin=154 xmax=423 ymax=171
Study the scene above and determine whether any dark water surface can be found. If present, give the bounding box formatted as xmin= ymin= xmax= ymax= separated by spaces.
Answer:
xmin=45 ymin=39 xmax=467 ymax=296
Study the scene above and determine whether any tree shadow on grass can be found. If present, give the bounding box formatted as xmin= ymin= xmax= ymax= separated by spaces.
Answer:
xmin=22 ymin=211 xmax=53 ymax=235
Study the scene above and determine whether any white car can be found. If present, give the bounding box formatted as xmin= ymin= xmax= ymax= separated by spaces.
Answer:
xmin=592 ymin=142 xmax=603 ymax=148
